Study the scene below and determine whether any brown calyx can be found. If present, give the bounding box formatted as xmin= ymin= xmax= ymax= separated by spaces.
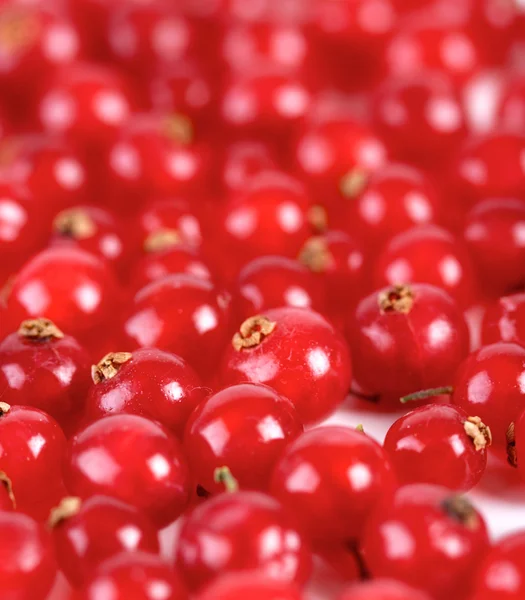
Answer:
xmin=163 ymin=113 xmax=193 ymax=145
xmin=464 ymin=416 xmax=492 ymax=451
xmin=507 ymin=422 xmax=517 ymax=468
xmin=298 ymin=236 xmax=332 ymax=273
xmin=143 ymin=229 xmax=181 ymax=253
xmin=18 ymin=318 xmax=64 ymax=341
xmin=91 ymin=352 xmax=132 ymax=384
xmin=0 ymin=402 xmax=10 ymax=416
xmin=48 ymin=496 xmax=82 ymax=529
xmin=340 ymin=168 xmax=369 ymax=199
xmin=442 ymin=496 xmax=480 ymax=530
xmin=0 ymin=8 xmax=40 ymax=52
xmin=307 ymin=205 xmax=328 ymax=233
xmin=378 ymin=284 xmax=414 ymax=314
xmin=232 ymin=315 xmax=276 ymax=351
xmin=54 ymin=208 xmax=96 ymax=240
xmin=0 ymin=472 xmax=16 ymax=509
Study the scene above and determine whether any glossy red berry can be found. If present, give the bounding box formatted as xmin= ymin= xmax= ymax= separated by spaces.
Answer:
xmin=121 ymin=274 xmax=231 ymax=381
xmin=338 ymin=579 xmax=432 ymax=600
xmin=463 ymin=198 xmax=525 ymax=297
xmin=84 ymin=348 xmax=207 ymax=437
xmin=184 ymin=383 xmax=303 ymax=494
xmin=470 ymin=531 xmax=525 ymax=599
xmin=270 ymin=426 xmax=397 ymax=544
xmin=65 ymin=414 xmax=190 ymax=527
xmin=0 ymin=318 xmax=90 ymax=432
xmin=176 ymin=485 xmax=312 ymax=591
xmin=197 ymin=573 xmax=302 ymax=600
xmin=233 ymin=255 xmax=326 ymax=322
xmin=218 ymin=141 xmax=276 ymax=195
xmin=372 ymin=72 xmax=466 ymax=166
xmin=348 ymin=283 xmax=469 ymax=402
xmin=79 ymin=552 xmax=188 ymax=600
xmin=0 ymin=511 xmax=57 ymax=600
xmin=3 ymin=246 xmax=121 ymax=355
xmin=50 ymin=495 xmax=160 ymax=587
xmin=384 ymin=404 xmax=491 ymax=491
xmin=218 ymin=307 xmax=352 ymax=423
xmin=0 ymin=403 xmax=67 ymax=521
xmin=374 ymin=225 xmax=477 ymax=307
xmin=362 ymin=484 xmax=490 ymax=599
xmin=451 ymin=342 xmax=525 ymax=453
xmin=481 ymin=293 xmax=525 ymax=346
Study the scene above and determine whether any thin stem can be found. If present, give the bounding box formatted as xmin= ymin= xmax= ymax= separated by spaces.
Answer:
xmin=400 ymin=386 xmax=454 ymax=404
xmin=214 ymin=466 xmax=239 ymax=493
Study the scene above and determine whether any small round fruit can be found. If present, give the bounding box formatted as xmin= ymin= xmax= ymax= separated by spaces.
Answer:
xmin=481 ymin=293 xmax=525 ymax=346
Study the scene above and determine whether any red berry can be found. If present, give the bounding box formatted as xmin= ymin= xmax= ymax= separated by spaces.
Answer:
xmin=481 ymin=293 xmax=525 ymax=346
xmin=384 ymin=404 xmax=491 ymax=491
xmin=50 ymin=495 xmax=160 ymax=587
xmin=79 ymin=552 xmax=188 ymax=600
xmin=218 ymin=307 xmax=352 ymax=424
xmin=85 ymin=348 xmax=207 ymax=437
xmin=176 ymin=483 xmax=312 ymax=591
xmin=0 ymin=403 xmax=67 ymax=521
xmin=338 ymin=579 xmax=432 ymax=600
xmin=451 ymin=342 xmax=525 ymax=454
xmin=0 ymin=511 xmax=57 ymax=600
xmin=270 ymin=426 xmax=397 ymax=544
xmin=233 ymin=255 xmax=326 ymax=322
xmin=362 ymin=484 xmax=490 ymax=599
xmin=0 ymin=318 xmax=90 ymax=432
xmin=218 ymin=141 xmax=275 ymax=195
xmin=65 ymin=414 xmax=190 ymax=527
xmin=463 ymin=198 xmax=525 ymax=297
xmin=372 ymin=71 xmax=466 ymax=166
xmin=196 ymin=573 xmax=303 ymax=600
xmin=184 ymin=383 xmax=303 ymax=494
xmin=3 ymin=246 xmax=121 ymax=355
xmin=374 ymin=225 xmax=477 ymax=307
xmin=348 ymin=283 xmax=469 ymax=402
xmin=121 ymin=274 xmax=231 ymax=381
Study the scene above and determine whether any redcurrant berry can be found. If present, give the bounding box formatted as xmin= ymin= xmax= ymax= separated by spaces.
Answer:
xmin=481 ymin=293 xmax=525 ymax=346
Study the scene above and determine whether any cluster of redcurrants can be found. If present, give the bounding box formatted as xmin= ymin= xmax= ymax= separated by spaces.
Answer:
xmin=1 ymin=0 xmax=525 ymax=599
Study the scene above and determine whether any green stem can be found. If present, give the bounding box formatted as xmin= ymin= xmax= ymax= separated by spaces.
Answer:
xmin=213 ymin=466 xmax=239 ymax=493
xmin=400 ymin=386 xmax=454 ymax=404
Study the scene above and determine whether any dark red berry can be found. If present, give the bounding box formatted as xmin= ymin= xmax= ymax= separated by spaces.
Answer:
xmin=196 ymin=573 xmax=302 ymax=600
xmin=481 ymin=293 xmax=525 ymax=346
xmin=65 ymin=414 xmax=190 ymax=527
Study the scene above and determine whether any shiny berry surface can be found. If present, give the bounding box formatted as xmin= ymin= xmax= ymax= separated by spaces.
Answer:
xmin=52 ymin=495 xmax=160 ymax=587
xmin=197 ymin=573 xmax=303 ymax=600
xmin=384 ymin=404 xmax=490 ymax=491
xmin=498 ymin=75 xmax=525 ymax=132
xmin=348 ymin=283 xmax=469 ymax=401
xmin=65 ymin=414 xmax=190 ymax=527
xmin=338 ymin=579 xmax=432 ymax=600
xmin=218 ymin=307 xmax=352 ymax=424
xmin=84 ymin=348 xmax=207 ymax=437
xmin=121 ymin=274 xmax=231 ymax=381
xmin=218 ymin=141 xmax=275 ymax=195
xmin=481 ymin=293 xmax=525 ymax=346
xmin=176 ymin=489 xmax=312 ymax=591
xmin=184 ymin=383 xmax=303 ymax=494
xmin=270 ymin=426 xmax=397 ymax=543
xmin=362 ymin=484 xmax=490 ymax=599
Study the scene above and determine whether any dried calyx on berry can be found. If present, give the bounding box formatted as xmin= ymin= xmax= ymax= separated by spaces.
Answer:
xmin=143 ymin=229 xmax=181 ymax=253
xmin=379 ymin=284 xmax=414 ymax=314
xmin=48 ymin=496 xmax=82 ymax=528
xmin=340 ymin=167 xmax=369 ymax=198
xmin=232 ymin=315 xmax=276 ymax=351
xmin=162 ymin=113 xmax=193 ymax=145
xmin=91 ymin=352 xmax=132 ymax=384
xmin=0 ymin=471 xmax=16 ymax=508
xmin=54 ymin=208 xmax=96 ymax=240
xmin=18 ymin=318 xmax=64 ymax=341
xmin=442 ymin=496 xmax=480 ymax=530
xmin=299 ymin=236 xmax=332 ymax=273
xmin=306 ymin=205 xmax=328 ymax=233
xmin=464 ymin=416 xmax=492 ymax=451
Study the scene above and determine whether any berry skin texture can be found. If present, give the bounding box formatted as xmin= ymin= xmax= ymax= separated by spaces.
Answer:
xmin=218 ymin=307 xmax=352 ymax=424
xmin=51 ymin=495 xmax=160 ymax=587
xmin=481 ymin=293 xmax=525 ymax=346
xmin=338 ymin=579 xmax=432 ymax=600
xmin=121 ymin=274 xmax=231 ymax=381
xmin=64 ymin=414 xmax=190 ymax=528
xmin=270 ymin=426 xmax=397 ymax=544
xmin=196 ymin=573 xmax=303 ymax=600
xmin=374 ymin=224 xmax=477 ymax=308
xmin=184 ymin=383 xmax=303 ymax=494
xmin=0 ymin=511 xmax=57 ymax=600
xmin=85 ymin=348 xmax=207 ymax=437
xmin=451 ymin=342 xmax=525 ymax=453
xmin=0 ymin=404 xmax=67 ymax=521
xmin=361 ymin=484 xmax=490 ymax=600
xmin=176 ymin=490 xmax=312 ymax=591
xmin=348 ymin=283 xmax=469 ymax=402
xmin=0 ymin=318 xmax=91 ymax=433
xmin=78 ymin=552 xmax=188 ymax=600
xmin=470 ymin=531 xmax=525 ymax=599
xmin=383 ymin=404 xmax=491 ymax=492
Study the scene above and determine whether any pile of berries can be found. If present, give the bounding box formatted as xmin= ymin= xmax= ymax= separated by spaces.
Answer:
xmin=1 ymin=0 xmax=525 ymax=598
